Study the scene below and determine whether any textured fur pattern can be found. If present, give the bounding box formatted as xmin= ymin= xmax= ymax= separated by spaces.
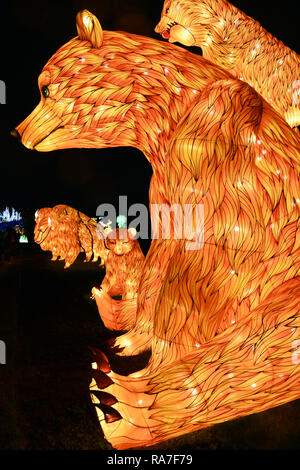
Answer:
xmin=100 ymin=228 xmax=145 ymax=299
xmin=34 ymin=204 xmax=107 ymax=268
xmin=35 ymin=205 xmax=144 ymax=330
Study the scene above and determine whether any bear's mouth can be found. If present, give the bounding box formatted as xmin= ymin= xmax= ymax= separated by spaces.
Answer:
xmin=162 ymin=21 xmax=178 ymax=39
xmin=34 ymin=226 xmax=51 ymax=245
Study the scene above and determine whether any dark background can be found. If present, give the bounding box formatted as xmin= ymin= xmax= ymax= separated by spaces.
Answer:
xmin=0 ymin=0 xmax=299 ymax=453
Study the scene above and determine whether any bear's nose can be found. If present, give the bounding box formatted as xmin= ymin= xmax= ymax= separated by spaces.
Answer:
xmin=11 ymin=129 xmax=21 ymax=141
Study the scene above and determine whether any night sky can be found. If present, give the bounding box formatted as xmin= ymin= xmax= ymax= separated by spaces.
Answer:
xmin=1 ymin=0 xmax=299 ymax=222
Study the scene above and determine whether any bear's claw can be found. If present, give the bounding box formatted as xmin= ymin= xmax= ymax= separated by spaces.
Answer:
xmin=91 ymin=390 xmax=118 ymax=406
xmin=94 ymin=403 xmax=122 ymax=423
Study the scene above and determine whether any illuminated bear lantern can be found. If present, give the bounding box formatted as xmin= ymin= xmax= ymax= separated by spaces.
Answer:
xmin=14 ymin=10 xmax=300 ymax=449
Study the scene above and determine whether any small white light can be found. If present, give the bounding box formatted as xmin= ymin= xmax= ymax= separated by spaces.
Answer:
xmin=262 ymin=150 xmax=267 ymax=155
xmin=164 ymin=67 xmax=169 ymax=73
xmin=276 ymin=170 xmax=281 ymax=175
xmin=138 ymin=399 xmax=143 ymax=405
xmin=91 ymin=362 xmax=97 ymax=369
xmin=257 ymin=139 xmax=262 ymax=145
xmin=83 ymin=15 xmax=91 ymax=28
xmin=231 ymin=320 xmax=235 ymax=324
xmin=195 ymin=343 xmax=200 ymax=348
xmin=228 ymin=373 xmax=234 ymax=378
xmin=257 ymin=157 xmax=262 ymax=162
xmin=234 ymin=226 xmax=240 ymax=232
xmin=251 ymin=383 xmax=256 ymax=388
xmin=231 ymin=270 xmax=236 ymax=275
xmin=192 ymin=388 xmax=197 ymax=396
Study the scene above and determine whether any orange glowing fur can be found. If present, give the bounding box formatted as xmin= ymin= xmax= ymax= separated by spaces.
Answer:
xmin=92 ymin=227 xmax=145 ymax=331
xmin=95 ymin=228 xmax=144 ymax=300
xmin=156 ymin=0 xmax=300 ymax=128
xmin=15 ymin=10 xmax=300 ymax=449
xmin=34 ymin=205 xmax=144 ymax=330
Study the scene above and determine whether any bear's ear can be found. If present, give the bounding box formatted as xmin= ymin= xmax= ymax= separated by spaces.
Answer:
xmin=76 ymin=10 xmax=103 ymax=48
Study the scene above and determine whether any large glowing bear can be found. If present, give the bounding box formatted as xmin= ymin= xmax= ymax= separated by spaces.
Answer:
xmin=155 ymin=0 xmax=300 ymax=128
xmin=14 ymin=10 xmax=300 ymax=449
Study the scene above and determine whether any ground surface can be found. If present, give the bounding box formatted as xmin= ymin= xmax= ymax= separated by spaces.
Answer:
xmin=0 ymin=246 xmax=300 ymax=450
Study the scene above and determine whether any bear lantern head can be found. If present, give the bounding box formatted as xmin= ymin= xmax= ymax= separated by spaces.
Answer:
xmin=12 ymin=10 xmax=150 ymax=152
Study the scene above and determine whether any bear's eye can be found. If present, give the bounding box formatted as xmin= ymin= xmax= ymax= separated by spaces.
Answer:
xmin=166 ymin=8 xmax=169 ymax=14
xmin=42 ymin=86 xmax=50 ymax=98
